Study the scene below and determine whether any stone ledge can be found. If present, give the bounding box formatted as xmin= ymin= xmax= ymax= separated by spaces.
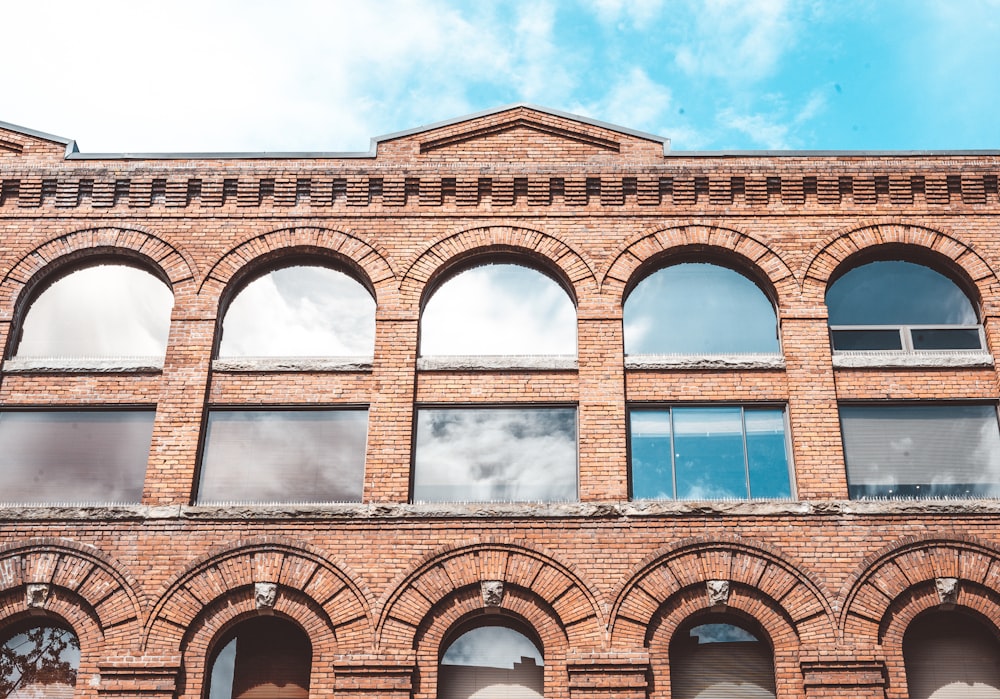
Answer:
xmin=2 ymin=357 xmax=164 ymax=373
xmin=418 ymin=355 xmax=578 ymax=370
xmin=212 ymin=357 xmax=373 ymax=372
xmin=625 ymin=353 xmax=785 ymax=370
xmin=833 ymin=350 xmax=994 ymax=368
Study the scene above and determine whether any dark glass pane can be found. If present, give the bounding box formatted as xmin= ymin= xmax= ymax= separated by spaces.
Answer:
xmin=440 ymin=626 xmax=544 ymax=699
xmin=207 ymin=617 xmax=311 ymax=699
xmin=413 ymin=408 xmax=577 ymax=502
xmin=0 ymin=411 xmax=153 ymax=504
xmin=420 ymin=263 xmax=576 ymax=356
xmin=745 ymin=409 xmax=792 ymax=499
xmin=198 ymin=410 xmax=368 ymax=503
xmin=673 ymin=408 xmax=747 ymax=499
xmin=219 ymin=265 xmax=375 ymax=358
xmin=841 ymin=404 xmax=1000 ymax=499
xmin=827 ymin=261 xmax=978 ymax=326
xmin=830 ymin=329 xmax=903 ymax=351
xmin=905 ymin=612 xmax=1000 ymax=699
xmin=629 ymin=410 xmax=675 ymax=499
xmin=911 ymin=327 xmax=984 ymax=350
xmin=624 ymin=263 xmax=779 ymax=355
xmin=16 ymin=264 xmax=173 ymax=359
xmin=0 ymin=623 xmax=80 ymax=699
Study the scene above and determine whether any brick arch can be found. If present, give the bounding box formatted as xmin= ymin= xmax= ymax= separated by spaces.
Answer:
xmin=601 ymin=223 xmax=798 ymax=305
xmin=143 ymin=538 xmax=373 ymax=656
xmin=0 ymin=226 xmax=196 ymax=317
xmin=398 ymin=225 xmax=598 ymax=310
xmin=199 ymin=226 xmax=398 ymax=307
xmin=377 ymin=540 xmax=605 ymax=653
xmin=802 ymin=220 xmax=1000 ymax=306
xmin=609 ymin=537 xmax=835 ymax=650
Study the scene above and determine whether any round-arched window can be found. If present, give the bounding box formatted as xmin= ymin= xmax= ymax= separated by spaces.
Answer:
xmin=420 ymin=262 xmax=576 ymax=357
xmin=217 ymin=264 xmax=376 ymax=358
xmin=439 ymin=623 xmax=544 ymax=699
xmin=1 ymin=621 xmax=80 ymax=699
xmin=669 ymin=619 xmax=776 ymax=699
xmin=205 ymin=616 xmax=311 ymax=699
xmin=14 ymin=263 xmax=173 ymax=359
xmin=623 ymin=262 xmax=779 ymax=355
xmin=904 ymin=610 xmax=1000 ymax=699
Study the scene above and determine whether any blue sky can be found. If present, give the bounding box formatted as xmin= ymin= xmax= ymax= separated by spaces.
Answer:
xmin=2 ymin=0 xmax=999 ymax=153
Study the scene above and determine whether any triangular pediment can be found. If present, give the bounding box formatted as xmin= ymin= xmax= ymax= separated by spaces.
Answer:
xmin=374 ymin=104 xmax=668 ymax=163
xmin=0 ymin=121 xmax=75 ymax=158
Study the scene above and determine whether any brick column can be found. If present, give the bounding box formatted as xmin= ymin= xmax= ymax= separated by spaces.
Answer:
xmin=567 ymin=652 xmax=649 ymax=699
xmin=333 ymin=655 xmax=415 ymax=699
xmin=801 ymin=659 xmax=887 ymax=699
xmin=96 ymin=658 xmax=181 ymax=699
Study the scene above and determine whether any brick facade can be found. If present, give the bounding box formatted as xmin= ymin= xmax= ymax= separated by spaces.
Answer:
xmin=2 ymin=105 xmax=1000 ymax=697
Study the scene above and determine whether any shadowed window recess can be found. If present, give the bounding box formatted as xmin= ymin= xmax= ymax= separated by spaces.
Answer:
xmin=0 ymin=410 xmax=154 ymax=504
xmin=206 ymin=616 xmax=311 ymax=699
xmin=826 ymin=260 xmax=985 ymax=352
xmin=439 ymin=625 xmax=544 ymax=699
xmin=13 ymin=263 xmax=173 ymax=360
xmin=669 ymin=620 xmax=777 ymax=699
xmin=629 ymin=407 xmax=792 ymax=500
xmin=1 ymin=621 xmax=80 ymax=699
xmin=420 ymin=263 xmax=577 ymax=356
xmin=623 ymin=262 xmax=779 ymax=355
xmin=217 ymin=264 xmax=376 ymax=358
xmin=197 ymin=409 xmax=368 ymax=504
xmin=841 ymin=404 xmax=1000 ymax=499
xmin=904 ymin=610 xmax=1000 ymax=699
xmin=413 ymin=407 xmax=577 ymax=503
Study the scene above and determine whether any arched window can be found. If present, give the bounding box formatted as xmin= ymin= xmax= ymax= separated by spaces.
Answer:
xmin=439 ymin=623 xmax=544 ymax=699
xmin=904 ymin=610 xmax=1000 ymax=699
xmin=623 ymin=262 xmax=779 ymax=355
xmin=420 ymin=263 xmax=576 ymax=357
xmin=669 ymin=619 xmax=776 ymax=699
xmin=1 ymin=620 xmax=80 ymax=699
xmin=217 ymin=264 xmax=376 ymax=358
xmin=826 ymin=260 xmax=984 ymax=352
xmin=205 ymin=616 xmax=311 ymax=699
xmin=13 ymin=263 xmax=173 ymax=360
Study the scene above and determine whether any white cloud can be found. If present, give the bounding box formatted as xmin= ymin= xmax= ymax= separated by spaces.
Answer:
xmin=577 ymin=67 xmax=672 ymax=134
xmin=583 ymin=0 xmax=666 ymax=27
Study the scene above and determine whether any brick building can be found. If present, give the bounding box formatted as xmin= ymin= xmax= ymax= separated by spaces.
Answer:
xmin=1 ymin=104 xmax=999 ymax=698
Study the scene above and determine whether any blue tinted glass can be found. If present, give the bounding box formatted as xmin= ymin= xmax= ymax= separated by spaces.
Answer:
xmin=630 ymin=411 xmax=674 ymax=499
xmin=623 ymin=263 xmax=779 ymax=354
xmin=673 ymin=408 xmax=747 ymax=499
xmin=826 ymin=260 xmax=977 ymax=326
xmin=745 ymin=409 xmax=791 ymax=498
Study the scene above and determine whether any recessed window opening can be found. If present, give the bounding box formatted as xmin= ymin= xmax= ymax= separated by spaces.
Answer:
xmin=420 ymin=262 xmax=576 ymax=357
xmin=13 ymin=263 xmax=173 ymax=360
xmin=629 ymin=406 xmax=792 ymax=500
xmin=1 ymin=620 xmax=80 ymax=699
xmin=439 ymin=624 xmax=544 ymax=699
xmin=217 ymin=263 xmax=376 ymax=358
xmin=205 ymin=616 xmax=311 ymax=699
xmin=904 ymin=610 xmax=1000 ymax=699
xmin=826 ymin=260 xmax=984 ymax=352
xmin=669 ymin=618 xmax=776 ymax=699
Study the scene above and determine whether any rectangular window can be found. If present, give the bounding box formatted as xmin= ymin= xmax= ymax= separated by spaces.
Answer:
xmin=841 ymin=404 xmax=1000 ymax=499
xmin=413 ymin=407 xmax=577 ymax=502
xmin=629 ymin=406 xmax=792 ymax=500
xmin=198 ymin=409 xmax=368 ymax=504
xmin=0 ymin=409 xmax=153 ymax=504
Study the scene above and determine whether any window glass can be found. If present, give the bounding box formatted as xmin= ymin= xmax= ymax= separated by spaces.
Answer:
xmin=218 ymin=265 xmax=376 ymax=358
xmin=413 ymin=408 xmax=577 ymax=502
xmin=1 ymin=622 xmax=80 ymax=699
xmin=420 ymin=263 xmax=576 ymax=356
xmin=440 ymin=625 xmax=543 ymax=699
xmin=15 ymin=264 xmax=173 ymax=359
xmin=198 ymin=410 xmax=368 ymax=504
xmin=630 ymin=407 xmax=791 ymax=500
xmin=623 ymin=262 xmax=779 ymax=355
xmin=670 ymin=621 xmax=776 ymax=699
xmin=0 ymin=410 xmax=153 ymax=504
xmin=904 ymin=611 xmax=1000 ymax=699
xmin=841 ymin=404 xmax=1000 ymax=499
xmin=206 ymin=617 xmax=311 ymax=699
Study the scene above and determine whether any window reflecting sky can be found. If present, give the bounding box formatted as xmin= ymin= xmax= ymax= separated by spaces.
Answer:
xmin=413 ymin=408 xmax=577 ymax=502
xmin=199 ymin=410 xmax=368 ymax=503
xmin=442 ymin=626 xmax=543 ymax=668
xmin=420 ymin=263 xmax=576 ymax=356
xmin=1 ymin=624 xmax=80 ymax=697
xmin=827 ymin=260 xmax=978 ymax=326
xmin=219 ymin=265 xmax=376 ymax=357
xmin=0 ymin=411 xmax=153 ymax=504
xmin=624 ymin=263 xmax=779 ymax=355
xmin=16 ymin=264 xmax=173 ymax=358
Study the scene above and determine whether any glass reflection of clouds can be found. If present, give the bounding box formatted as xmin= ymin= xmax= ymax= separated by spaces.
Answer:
xmin=442 ymin=626 xmax=543 ymax=668
xmin=624 ymin=263 xmax=779 ymax=355
xmin=413 ymin=408 xmax=577 ymax=502
xmin=420 ymin=263 xmax=577 ymax=356
xmin=198 ymin=410 xmax=368 ymax=503
xmin=827 ymin=260 xmax=977 ymax=326
xmin=219 ymin=265 xmax=375 ymax=358
xmin=16 ymin=264 xmax=173 ymax=358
